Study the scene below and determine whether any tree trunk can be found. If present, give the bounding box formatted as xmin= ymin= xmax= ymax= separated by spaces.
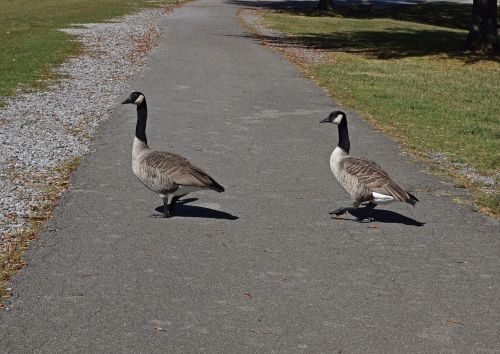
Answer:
xmin=465 ymin=0 xmax=498 ymax=53
xmin=317 ymin=0 xmax=335 ymax=11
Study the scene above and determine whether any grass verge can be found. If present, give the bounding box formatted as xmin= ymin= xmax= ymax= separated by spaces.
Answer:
xmin=0 ymin=0 xmax=182 ymax=99
xmin=255 ymin=4 xmax=499 ymax=215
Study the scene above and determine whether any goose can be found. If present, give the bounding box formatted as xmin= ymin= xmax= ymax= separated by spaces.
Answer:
xmin=320 ymin=111 xmax=418 ymax=220
xmin=122 ymin=91 xmax=225 ymax=218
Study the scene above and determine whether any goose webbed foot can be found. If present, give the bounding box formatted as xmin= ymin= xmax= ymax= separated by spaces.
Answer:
xmin=148 ymin=208 xmax=173 ymax=218
xmin=356 ymin=216 xmax=374 ymax=223
xmin=162 ymin=195 xmax=185 ymax=218
xmin=149 ymin=212 xmax=171 ymax=218
xmin=162 ymin=198 xmax=180 ymax=218
xmin=329 ymin=206 xmax=356 ymax=216
xmin=149 ymin=196 xmax=175 ymax=218
xmin=329 ymin=202 xmax=377 ymax=221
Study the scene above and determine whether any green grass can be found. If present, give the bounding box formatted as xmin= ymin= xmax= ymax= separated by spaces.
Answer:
xmin=261 ymin=4 xmax=499 ymax=214
xmin=0 ymin=0 xmax=180 ymax=97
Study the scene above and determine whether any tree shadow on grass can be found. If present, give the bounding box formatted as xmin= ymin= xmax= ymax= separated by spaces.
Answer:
xmin=261 ymin=28 xmax=467 ymax=59
xmin=294 ymin=3 xmax=477 ymax=31
xmin=232 ymin=0 xmax=475 ymax=30
xmin=233 ymin=0 xmax=499 ymax=62
xmin=232 ymin=0 xmax=318 ymax=11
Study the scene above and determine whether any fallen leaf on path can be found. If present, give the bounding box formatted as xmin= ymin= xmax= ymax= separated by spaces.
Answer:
xmin=243 ymin=293 xmax=252 ymax=300
xmin=154 ymin=325 xmax=167 ymax=332
xmin=447 ymin=320 xmax=465 ymax=326
xmin=249 ymin=329 xmax=273 ymax=335
xmin=455 ymin=261 xmax=473 ymax=267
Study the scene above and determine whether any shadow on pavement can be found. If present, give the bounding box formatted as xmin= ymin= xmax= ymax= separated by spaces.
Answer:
xmin=332 ymin=204 xmax=425 ymax=226
xmin=155 ymin=198 xmax=239 ymax=220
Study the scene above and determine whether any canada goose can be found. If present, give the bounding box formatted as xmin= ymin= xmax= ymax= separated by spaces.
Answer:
xmin=122 ymin=92 xmax=225 ymax=218
xmin=320 ymin=111 xmax=418 ymax=220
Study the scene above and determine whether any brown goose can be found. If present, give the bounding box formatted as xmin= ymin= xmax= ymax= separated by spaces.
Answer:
xmin=122 ymin=92 xmax=224 ymax=218
xmin=320 ymin=111 xmax=418 ymax=219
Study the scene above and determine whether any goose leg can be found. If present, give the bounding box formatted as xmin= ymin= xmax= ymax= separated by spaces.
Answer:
xmin=163 ymin=196 xmax=171 ymax=218
xmin=366 ymin=202 xmax=377 ymax=213
xmin=167 ymin=194 xmax=187 ymax=217
xmin=357 ymin=202 xmax=377 ymax=222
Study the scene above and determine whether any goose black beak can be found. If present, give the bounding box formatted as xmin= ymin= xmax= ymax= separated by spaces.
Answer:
xmin=319 ymin=117 xmax=331 ymax=123
xmin=122 ymin=98 xmax=133 ymax=104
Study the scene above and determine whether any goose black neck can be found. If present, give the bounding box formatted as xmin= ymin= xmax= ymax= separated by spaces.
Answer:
xmin=135 ymin=99 xmax=148 ymax=145
xmin=337 ymin=118 xmax=350 ymax=154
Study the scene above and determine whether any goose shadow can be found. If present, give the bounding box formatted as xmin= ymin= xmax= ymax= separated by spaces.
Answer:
xmin=154 ymin=198 xmax=239 ymax=220
xmin=332 ymin=205 xmax=425 ymax=226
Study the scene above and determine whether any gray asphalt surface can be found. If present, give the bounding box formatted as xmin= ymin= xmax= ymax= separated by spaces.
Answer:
xmin=1 ymin=0 xmax=498 ymax=352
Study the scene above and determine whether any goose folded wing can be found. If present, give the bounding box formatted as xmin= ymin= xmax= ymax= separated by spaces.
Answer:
xmin=343 ymin=157 xmax=409 ymax=202
xmin=143 ymin=151 xmax=214 ymax=189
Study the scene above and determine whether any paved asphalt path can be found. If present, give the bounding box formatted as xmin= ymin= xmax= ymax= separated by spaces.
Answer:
xmin=1 ymin=0 xmax=498 ymax=352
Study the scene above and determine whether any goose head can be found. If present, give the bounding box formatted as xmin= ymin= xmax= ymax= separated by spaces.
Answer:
xmin=122 ymin=91 xmax=145 ymax=105
xmin=319 ymin=111 xmax=346 ymax=124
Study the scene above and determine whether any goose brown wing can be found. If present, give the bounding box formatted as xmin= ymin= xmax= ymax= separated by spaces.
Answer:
xmin=342 ymin=157 xmax=410 ymax=202
xmin=142 ymin=151 xmax=217 ymax=190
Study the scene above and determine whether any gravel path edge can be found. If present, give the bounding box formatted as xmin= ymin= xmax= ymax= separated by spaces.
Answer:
xmin=0 ymin=4 xmax=182 ymax=303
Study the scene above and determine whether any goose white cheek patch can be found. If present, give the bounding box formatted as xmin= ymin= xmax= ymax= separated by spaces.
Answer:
xmin=333 ymin=114 xmax=343 ymax=124
xmin=134 ymin=94 xmax=144 ymax=105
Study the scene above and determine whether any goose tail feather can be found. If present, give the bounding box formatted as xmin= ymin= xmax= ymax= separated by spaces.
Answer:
xmin=210 ymin=179 xmax=225 ymax=193
xmin=407 ymin=192 xmax=419 ymax=206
